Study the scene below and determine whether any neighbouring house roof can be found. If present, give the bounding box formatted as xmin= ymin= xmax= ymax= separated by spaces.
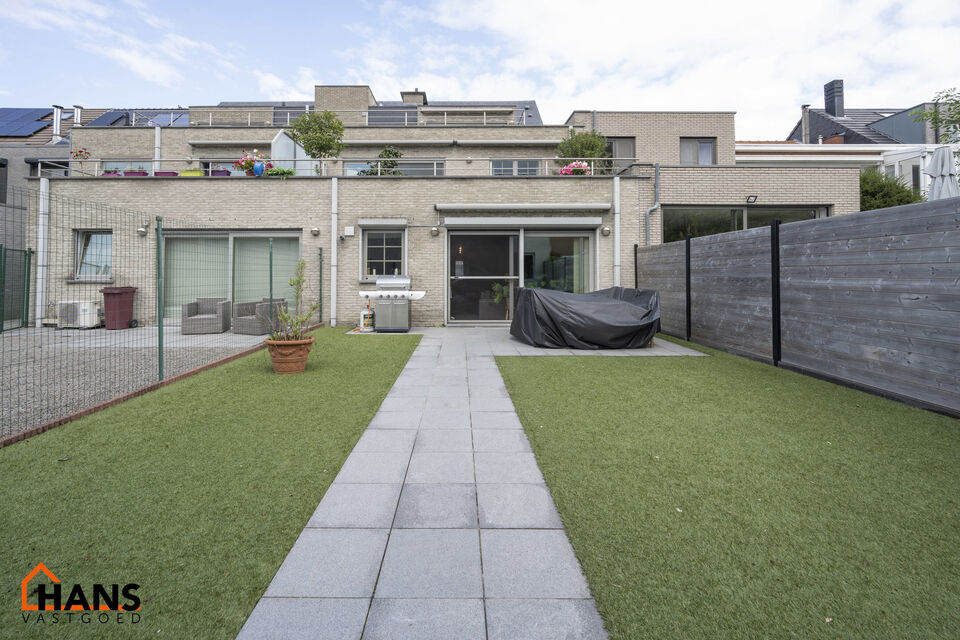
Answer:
xmin=788 ymin=108 xmax=908 ymax=144
xmin=0 ymin=107 xmax=111 ymax=143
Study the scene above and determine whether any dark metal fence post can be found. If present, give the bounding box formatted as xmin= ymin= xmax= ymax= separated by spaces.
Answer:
xmin=0 ymin=244 xmax=5 ymax=334
xmin=685 ymin=235 xmax=692 ymax=341
xmin=771 ymin=219 xmax=782 ymax=366
xmin=318 ymin=247 xmax=323 ymax=321
xmin=23 ymin=249 xmax=33 ymax=328
xmin=269 ymin=238 xmax=274 ymax=331
xmin=155 ymin=216 xmax=164 ymax=381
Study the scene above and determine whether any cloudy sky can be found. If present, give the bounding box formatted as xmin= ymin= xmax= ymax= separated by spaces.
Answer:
xmin=1 ymin=0 xmax=958 ymax=140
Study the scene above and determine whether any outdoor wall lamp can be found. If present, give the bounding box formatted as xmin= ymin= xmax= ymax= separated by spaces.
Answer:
xmin=136 ymin=222 xmax=149 ymax=236
xmin=310 ymin=227 xmax=320 ymax=236
xmin=430 ymin=226 xmax=440 ymax=236
xmin=746 ymin=195 xmax=759 ymax=203
xmin=601 ymin=226 xmax=611 ymax=236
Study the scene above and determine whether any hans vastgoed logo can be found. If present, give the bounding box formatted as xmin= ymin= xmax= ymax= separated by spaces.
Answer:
xmin=20 ymin=562 xmax=142 ymax=626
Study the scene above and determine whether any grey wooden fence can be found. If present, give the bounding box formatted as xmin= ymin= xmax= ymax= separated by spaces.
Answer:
xmin=636 ymin=197 xmax=960 ymax=415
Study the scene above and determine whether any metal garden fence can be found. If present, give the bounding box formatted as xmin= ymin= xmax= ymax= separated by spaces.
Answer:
xmin=0 ymin=186 xmax=322 ymax=441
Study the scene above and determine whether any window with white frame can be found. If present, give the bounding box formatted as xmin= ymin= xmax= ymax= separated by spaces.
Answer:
xmin=345 ymin=160 xmax=444 ymax=176
xmin=362 ymin=229 xmax=404 ymax=279
xmin=491 ymin=160 xmax=540 ymax=176
xmin=75 ymin=230 xmax=112 ymax=279
xmin=679 ymin=138 xmax=716 ymax=165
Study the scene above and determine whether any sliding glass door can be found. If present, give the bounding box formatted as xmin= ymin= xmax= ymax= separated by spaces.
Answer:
xmin=523 ymin=233 xmax=589 ymax=293
xmin=448 ymin=233 xmax=519 ymax=322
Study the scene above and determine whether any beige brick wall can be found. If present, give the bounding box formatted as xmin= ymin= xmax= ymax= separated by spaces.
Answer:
xmin=315 ymin=86 xmax=377 ymax=125
xmin=34 ymin=166 xmax=856 ymax=326
xmin=565 ymin=111 xmax=737 ymax=165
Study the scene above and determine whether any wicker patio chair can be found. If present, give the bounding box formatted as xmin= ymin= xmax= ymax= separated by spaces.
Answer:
xmin=232 ymin=298 xmax=287 ymax=335
xmin=181 ymin=297 xmax=231 ymax=334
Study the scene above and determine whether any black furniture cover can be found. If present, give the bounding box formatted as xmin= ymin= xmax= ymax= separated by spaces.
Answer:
xmin=510 ymin=287 xmax=660 ymax=349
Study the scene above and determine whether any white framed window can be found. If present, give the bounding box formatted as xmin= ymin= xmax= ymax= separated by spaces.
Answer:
xmin=679 ymin=138 xmax=716 ymax=165
xmin=345 ymin=160 xmax=444 ymax=176
xmin=75 ymin=230 xmax=112 ymax=279
xmin=491 ymin=160 xmax=540 ymax=176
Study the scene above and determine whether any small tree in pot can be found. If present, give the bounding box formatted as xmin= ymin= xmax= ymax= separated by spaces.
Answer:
xmin=265 ymin=259 xmax=319 ymax=374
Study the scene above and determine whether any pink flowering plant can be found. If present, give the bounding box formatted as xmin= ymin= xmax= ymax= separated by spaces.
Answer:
xmin=232 ymin=149 xmax=274 ymax=172
xmin=559 ymin=161 xmax=591 ymax=175
xmin=71 ymin=148 xmax=90 ymax=160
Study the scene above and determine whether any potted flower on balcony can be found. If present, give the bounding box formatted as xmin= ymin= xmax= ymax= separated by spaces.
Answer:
xmin=559 ymin=161 xmax=592 ymax=175
xmin=233 ymin=149 xmax=274 ymax=177
xmin=264 ymin=259 xmax=318 ymax=374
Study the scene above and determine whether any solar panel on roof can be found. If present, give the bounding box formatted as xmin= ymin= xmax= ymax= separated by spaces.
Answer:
xmin=0 ymin=121 xmax=49 ymax=136
xmin=0 ymin=108 xmax=50 ymax=123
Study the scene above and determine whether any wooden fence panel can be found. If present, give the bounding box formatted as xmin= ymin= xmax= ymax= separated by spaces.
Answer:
xmin=635 ymin=241 xmax=685 ymax=336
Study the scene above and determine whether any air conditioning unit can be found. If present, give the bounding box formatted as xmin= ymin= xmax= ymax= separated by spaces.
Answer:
xmin=57 ymin=301 xmax=102 ymax=329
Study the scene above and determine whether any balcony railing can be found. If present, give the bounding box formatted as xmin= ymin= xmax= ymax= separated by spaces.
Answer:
xmin=49 ymin=158 xmax=650 ymax=178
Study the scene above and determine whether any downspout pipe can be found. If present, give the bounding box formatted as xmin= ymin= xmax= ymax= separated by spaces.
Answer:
xmin=613 ymin=177 xmax=621 ymax=286
xmin=35 ymin=179 xmax=49 ymax=327
xmin=644 ymin=163 xmax=660 ymax=246
xmin=153 ymin=126 xmax=161 ymax=175
xmin=330 ymin=177 xmax=338 ymax=326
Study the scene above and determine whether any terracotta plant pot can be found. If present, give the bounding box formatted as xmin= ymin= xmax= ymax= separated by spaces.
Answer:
xmin=264 ymin=337 xmax=315 ymax=374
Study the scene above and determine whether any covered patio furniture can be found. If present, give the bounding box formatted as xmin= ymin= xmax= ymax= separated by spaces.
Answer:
xmin=511 ymin=286 xmax=660 ymax=349
xmin=232 ymin=298 xmax=287 ymax=335
xmin=181 ymin=297 xmax=231 ymax=334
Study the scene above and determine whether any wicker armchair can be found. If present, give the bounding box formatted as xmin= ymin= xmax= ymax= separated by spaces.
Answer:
xmin=181 ymin=297 xmax=231 ymax=335
xmin=232 ymin=298 xmax=287 ymax=335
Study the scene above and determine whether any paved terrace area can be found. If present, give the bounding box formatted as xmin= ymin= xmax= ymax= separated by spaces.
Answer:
xmin=238 ymin=328 xmax=703 ymax=639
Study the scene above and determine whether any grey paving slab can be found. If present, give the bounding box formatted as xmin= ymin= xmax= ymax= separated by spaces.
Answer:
xmin=405 ymin=451 xmax=475 ymax=483
xmin=470 ymin=411 xmax=523 ymax=429
xmin=481 ymin=530 xmax=592 ymax=598
xmin=415 ymin=429 xmax=474 ymax=452
xmin=426 ymin=382 xmax=469 ymax=398
xmin=394 ymin=483 xmax=478 ymax=528
xmin=386 ymin=385 xmax=430 ymax=398
xmin=468 ymin=384 xmax=509 ymax=398
xmin=334 ymin=452 xmax=411 ymax=484
xmin=424 ymin=395 xmax=469 ymax=412
xmin=264 ymin=528 xmax=388 ymax=597
xmin=469 ymin=396 xmax=516 ymax=412
xmin=353 ymin=429 xmax=417 ymax=453
xmin=368 ymin=411 xmax=421 ymax=430
xmin=237 ymin=598 xmax=369 ymax=640
xmin=477 ymin=484 xmax=563 ymax=529
xmin=307 ymin=484 xmax=402 ymax=528
xmin=379 ymin=396 xmax=426 ymax=412
xmin=420 ymin=407 xmax=471 ymax=429
xmin=475 ymin=452 xmax=545 ymax=483
xmin=363 ymin=599 xmax=485 ymax=640
xmin=375 ymin=529 xmax=483 ymax=598
xmin=472 ymin=429 xmax=532 ymax=453
xmin=466 ymin=356 xmax=498 ymax=369
xmin=485 ymin=599 xmax=608 ymax=640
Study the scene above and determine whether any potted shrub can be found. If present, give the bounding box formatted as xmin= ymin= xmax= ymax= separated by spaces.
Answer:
xmin=264 ymin=259 xmax=318 ymax=374
xmin=265 ymin=167 xmax=296 ymax=179
xmin=233 ymin=149 xmax=274 ymax=176
xmin=100 ymin=168 xmax=121 ymax=177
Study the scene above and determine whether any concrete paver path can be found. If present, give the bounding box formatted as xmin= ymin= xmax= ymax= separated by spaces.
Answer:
xmin=238 ymin=328 xmax=703 ymax=639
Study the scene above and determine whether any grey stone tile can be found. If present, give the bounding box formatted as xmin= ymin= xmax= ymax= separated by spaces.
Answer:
xmin=477 ymin=484 xmax=563 ymax=529
xmin=420 ymin=408 xmax=471 ymax=429
xmin=363 ymin=599 xmax=485 ymax=640
xmin=334 ymin=452 xmax=410 ymax=484
xmin=405 ymin=452 xmax=475 ymax=483
xmin=481 ymin=530 xmax=591 ymax=598
xmin=469 ymin=397 xmax=516 ymax=412
xmin=470 ymin=411 xmax=522 ymax=429
xmin=415 ymin=429 xmax=474 ymax=452
xmin=425 ymin=395 xmax=469 ymax=412
xmin=468 ymin=384 xmax=509 ymax=399
xmin=394 ymin=484 xmax=478 ymax=528
xmin=466 ymin=356 xmax=497 ymax=369
xmin=467 ymin=370 xmax=504 ymax=386
xmin=386 ymin=385 xmax=430 ymax=398
xmin=368 ymin=411 xmax=421 ymax=430
xmin=264 ymin=528 xmax=388 ymax=597
xmin=379 ymin=396 xmax=426 ymax=412
xmin=485 ymin=599 xmax=607 ymax=640
xmin=354 ymin=429 xmax=417 ymax=453
xmin=307 ymin=484 xmax=402 ymax=528
xmin=426 ymin=383 xmax=469 ymax=398
xmin=475 ymin=453 xmax=544 ymax=484
xmin=472 ymin=429 xmax=531 ymax=453
xmin=237 ymin=598 xmax=369 ymax=640
xmin=375 ymin=529 xmax=482 ymax=598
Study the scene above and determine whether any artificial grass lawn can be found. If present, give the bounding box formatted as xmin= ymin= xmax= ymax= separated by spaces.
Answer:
xmin=497 ymin=341 xmax=960 ymax=639
xmin=0 ymin=328 xmax=419 ymax=638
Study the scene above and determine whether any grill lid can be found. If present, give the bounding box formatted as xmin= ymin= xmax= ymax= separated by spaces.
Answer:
xmin=376 ymin=275 xmax=411 ymax=290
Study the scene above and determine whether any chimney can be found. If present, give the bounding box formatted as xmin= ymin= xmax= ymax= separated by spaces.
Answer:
xmin=801 ymin=104 xmax=810 ymax=144
xmin=52 ymin=105 xmax=63 ymax=139
xmin=824 ymin=79 xmax=844 ymax=117
xmin=73 ymin=104 xmax=83 ymax=126
xmin=400 ymin=88 xmax=427 ymax=106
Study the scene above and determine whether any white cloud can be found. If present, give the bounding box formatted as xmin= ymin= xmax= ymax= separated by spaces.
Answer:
xmin=253 ymin=67 xmax=320 ymax=101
